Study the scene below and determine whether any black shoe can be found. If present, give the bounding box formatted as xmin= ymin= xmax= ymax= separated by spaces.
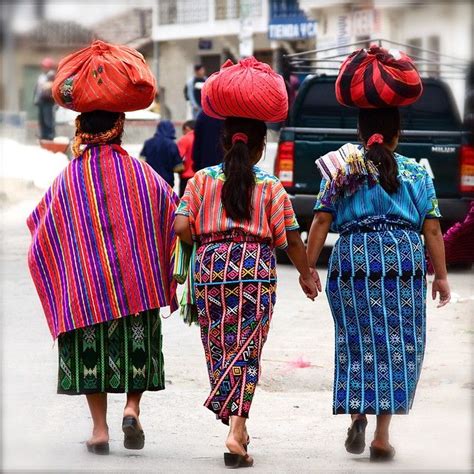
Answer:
xmin=370 ymin=445 xmax=396 ymax=462
xmin=122 ymin=416 xmax=145 ymax=450
xmin=345 ymin=418 xmax=367 ymax=454
xmin=86 ymin=442 xmax=110 ymax=455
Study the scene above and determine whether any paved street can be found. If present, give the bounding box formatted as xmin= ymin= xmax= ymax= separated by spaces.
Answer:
xmin=1 ymin=197 xmax=472 ymax=473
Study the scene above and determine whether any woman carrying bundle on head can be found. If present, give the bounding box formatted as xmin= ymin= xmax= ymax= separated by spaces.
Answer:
xmin=306 ymin=46 xmax=451 ymax=462
xmin=27 ymin=41 xmax=178 ymax=455
xmin=175 ymin=57 xmax=318 ymax=468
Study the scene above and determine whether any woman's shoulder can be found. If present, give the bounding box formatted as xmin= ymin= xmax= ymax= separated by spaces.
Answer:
xmin=395 ymin=153 xmax=429 ymax=182
xmin=253 ymin=166 xmax=280 ymax=185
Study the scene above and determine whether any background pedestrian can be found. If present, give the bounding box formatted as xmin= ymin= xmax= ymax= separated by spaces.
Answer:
xmin=34 ymin=57 xmax=56 ymax=140
xmin=185 ymin=64 xmax=207 ymax=119
xmin=177 ymin=119 xmax=195 ymax=196
xmin=140 ymin=120 xmax=183 ymax=188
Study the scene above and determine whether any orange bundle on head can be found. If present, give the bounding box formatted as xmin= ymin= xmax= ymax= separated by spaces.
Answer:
xmin=202 ymin=56 xmax=288 ymax=122
xmin=52 ymin=40 xmax=157 ymax=113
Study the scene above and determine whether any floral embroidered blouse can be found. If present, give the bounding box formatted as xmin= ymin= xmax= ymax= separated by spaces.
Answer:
xmin=177 ymin=164 xmax=299 ymax=249
xmin=314 ymin=144 xmax=441 ymax=232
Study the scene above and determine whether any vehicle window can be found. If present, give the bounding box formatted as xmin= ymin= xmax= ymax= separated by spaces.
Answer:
xmin=295 ymin=78 xmax=461 ymax=130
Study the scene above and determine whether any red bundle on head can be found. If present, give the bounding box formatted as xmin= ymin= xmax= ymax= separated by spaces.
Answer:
xmin=202 ymin=56 xmax=288 ymax=122
xmin=52 ymin=40 xmax=157 ymax=112
xmin=335 ymin=45 xmax=423 ymax=108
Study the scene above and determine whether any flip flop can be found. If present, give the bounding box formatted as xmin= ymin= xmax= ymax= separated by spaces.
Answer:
xmin=370 ymin=445 xmax=396 ymax=462
xmin=224 ymin=452 xmax=254 ymax=469
xmin=345 ymin=419 xmax=367 ymax=454
xmin=122 ymin=416 xmax=145 ymax=450
xmin=86 ymin=442 xmax=110 ymax=455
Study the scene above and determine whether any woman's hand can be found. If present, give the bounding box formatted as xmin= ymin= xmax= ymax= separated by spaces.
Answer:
xmin=432 ymin=277 xmax=451 ymax=308
xmin=299 ymin=272 xmax=319 ymax=300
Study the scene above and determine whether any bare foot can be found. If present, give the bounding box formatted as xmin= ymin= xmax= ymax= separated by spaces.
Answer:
xmin=87 ymin=426 xmax=109 ymax=446
xmin=351 ymin=414 xmax=367 ymax=423
xmin=371 ymin=438 xmax=393 ymax=452
xmin=123 ymin=407 xmax=143 ymax=430
xmin=226 ymin=432 xmax=251 ymax=459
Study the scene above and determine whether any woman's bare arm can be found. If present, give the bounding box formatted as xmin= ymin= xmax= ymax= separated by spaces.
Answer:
xmin=306 ymin=212 xmax=333 ymax=267
xmin=422 ymin=218 xmax=451 ymax=307
xmin=286 ymin=230 xmax=319 ymax=299
xmin=174 ymin=215 xmax=193 ymax=245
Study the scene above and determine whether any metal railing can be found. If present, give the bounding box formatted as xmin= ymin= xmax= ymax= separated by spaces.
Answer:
xmin=286 ymin=38 xmax=469 ymax=80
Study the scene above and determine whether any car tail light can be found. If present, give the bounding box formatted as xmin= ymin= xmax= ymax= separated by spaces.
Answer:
xmin=460 ymin=145 xmax=474 ymax=193
xmin=275 ymin=141 xmax=294 ymax=187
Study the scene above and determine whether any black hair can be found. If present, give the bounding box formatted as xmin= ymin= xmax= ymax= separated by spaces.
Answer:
xmin=77 ymin=110 xmax=124 ymax=144
xmin=358 ymin=107 xmax=401 ymax=194
xmin=183 ymin=120 xmax=196 ymax=131
xmin=194 ymin=64 xmax=204 ymax=72
xmin=221 ymin=117 xmax=267 ymax=221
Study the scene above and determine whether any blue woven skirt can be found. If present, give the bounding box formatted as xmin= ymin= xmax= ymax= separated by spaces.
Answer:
xmin=327 ymin=229 xmax=427 ymax=415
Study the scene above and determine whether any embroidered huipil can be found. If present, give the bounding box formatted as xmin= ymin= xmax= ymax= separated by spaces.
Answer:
xmin=177 ymin=164 xmax=299 ymax=248
xmin=27 ymin=144 xmax=179 ymax=339
xmin=314 ymin=143 xmax=441 ymax=232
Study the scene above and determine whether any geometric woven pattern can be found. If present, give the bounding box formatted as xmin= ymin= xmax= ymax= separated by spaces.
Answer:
xmin=327 ymin=228 xmax=426 ymax=415
xmin=195 ymin=240 xmax=276 ymax=425
xmin=57 ymin=309 xmax=164 ymax=394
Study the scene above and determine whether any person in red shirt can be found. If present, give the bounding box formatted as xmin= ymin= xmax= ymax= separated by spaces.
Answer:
xmin=177 ymin=120 xmax=196 ymax=196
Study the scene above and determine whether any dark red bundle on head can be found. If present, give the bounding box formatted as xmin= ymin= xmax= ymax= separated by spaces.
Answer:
xmin=335 ymin=45 xmax=423 ymax=108
xmin=201 ymin=56 xmax=288 ymax=122
xmin=52 ymin=40 xmax=157 ymax=113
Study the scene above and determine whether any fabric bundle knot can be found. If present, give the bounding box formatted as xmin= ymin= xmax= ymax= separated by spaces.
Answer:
xmin=335 ymin=45 xmax=423 ymax=108
xmin=52 ymin=40 xmax=157 ymax=113
xmin=202 ymin=56 xmax=288 ymax=122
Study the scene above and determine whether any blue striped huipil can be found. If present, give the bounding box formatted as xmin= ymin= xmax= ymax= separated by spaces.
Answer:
xmin=314 ymin=144 xmax=441 ymax=415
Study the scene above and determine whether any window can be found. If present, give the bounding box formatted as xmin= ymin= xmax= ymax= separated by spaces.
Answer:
xmin=159 ymin=0 xmax=209 ymax=25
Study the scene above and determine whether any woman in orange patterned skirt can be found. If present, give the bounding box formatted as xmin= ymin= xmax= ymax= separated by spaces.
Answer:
xmin=175 ymin=57 xmax=320 ymax=467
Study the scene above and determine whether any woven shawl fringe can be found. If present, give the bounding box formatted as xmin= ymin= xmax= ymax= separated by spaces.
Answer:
xmin=317 ymin=144 xmax=379 ymax=206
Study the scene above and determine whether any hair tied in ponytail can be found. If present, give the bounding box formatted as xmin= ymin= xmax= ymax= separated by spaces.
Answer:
xmin=232 ymin=132 xmax=248 ymax=145
xmin=367 ymin=133 xmax=384 ymax=148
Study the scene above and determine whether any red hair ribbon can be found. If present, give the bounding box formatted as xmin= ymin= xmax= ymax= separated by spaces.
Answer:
xmin=232 ymin=132 xmax=248 ymax=145
xmin=367 ymin=133 xmax=384 ymax=148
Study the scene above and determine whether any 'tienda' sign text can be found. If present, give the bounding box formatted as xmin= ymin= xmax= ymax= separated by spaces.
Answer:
xmin=268 ymin=18 xmax=317 ymax=41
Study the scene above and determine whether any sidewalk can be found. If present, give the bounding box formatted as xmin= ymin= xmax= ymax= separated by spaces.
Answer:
xmin=1 ymin=199 xmax=472 ymax=472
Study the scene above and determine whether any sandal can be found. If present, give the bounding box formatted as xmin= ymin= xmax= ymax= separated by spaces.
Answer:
xmin=345 ymin=418 xmax=367 ymax=454
xmin=122 ymin=416 xmax=145 ymax=450
xmin=86 ymin=441 xmax=110 ymax=455
xmin=370 ymin=445 xmax=396 ymax=462
xmin=224 ymin=452 xmax=254 ymax=469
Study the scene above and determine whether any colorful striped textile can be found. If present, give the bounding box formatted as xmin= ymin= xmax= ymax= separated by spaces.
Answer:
xmin=336 ymin=45 xmax=423 ymax=108
xmin=315 ymin=143 xmax=379 ymax=204
xmin=328 ymin=227 xmax=426 ymax=414
xmin=202 ymin=56 xmax=288 ymax=122
xmin=314 ymin=146 xmax=441 ymax=232
xmin=27 ymin=144 xmax=178 ymax=339
xmin=177 ymin=164 xmax=299 ymax=249
xmin=195 ymin=239 xmax=276 ymax=425
xmin=53 ymin=40 xmax=157 ymax=113
xmin=173 ymin=239 xmax=198 ymax=325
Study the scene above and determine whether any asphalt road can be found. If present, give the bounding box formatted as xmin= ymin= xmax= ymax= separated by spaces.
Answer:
xmin=1 ymin=198 xmax=472 ymax=473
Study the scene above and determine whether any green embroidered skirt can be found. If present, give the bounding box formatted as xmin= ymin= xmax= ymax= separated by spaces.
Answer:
xmin=57 ymin=309 xmax=164 ymax=394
